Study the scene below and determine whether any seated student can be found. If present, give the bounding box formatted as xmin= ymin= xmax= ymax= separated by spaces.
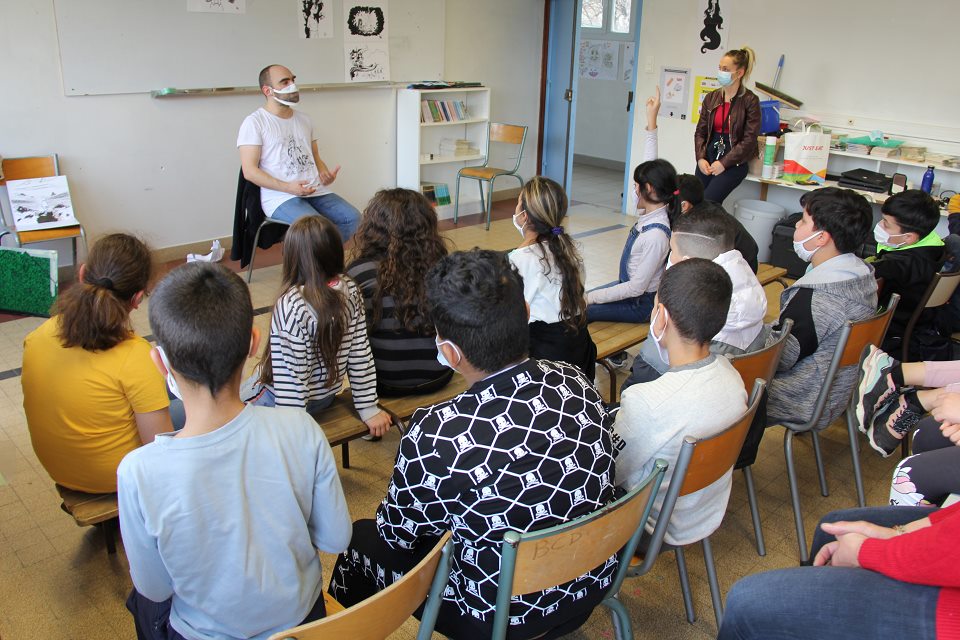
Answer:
xmin=642 ymin=86 xmax=759 ymax=272
xmin=766 ymin=187 xmax=878 ymax=431
xmin=868 ymin=189 xmax=946 ymax=359
xmin=613 ymin=258 xmax=747 ymax=546
xmin=121 ymin=263 xmax=352 ymax=640
xmin=243 ymin=215 xmax=392 ymax=437
xmin=623 ymin=203 xmax=767 ymax=389
xmin=510 ymin=176 xmax=597 ymax=378
xmin=346 ymin=188 xmax=453 ymax=396
xmin=719 ymin=504 xmax=959 ymax=640
xmin=22 ymin=234 xmax=174 ymax=494
xmin=330 ymin=249 xmax=616 ymax=640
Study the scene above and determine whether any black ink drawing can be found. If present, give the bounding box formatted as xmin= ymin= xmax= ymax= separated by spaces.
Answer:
xmin=348 ymin=46 xmax=383 ymax=80
xmin=187 ymin=0 xmax=244 ymax=14
xmin=347 ymin=6 xmax=385 ymax=37
xmin=301 ymin=1 xmax=325 ymax=38
xmin=700 ymin=0 xmax=723 ymax=53
xmin=7 ymin=176 xmax=78 ymax=232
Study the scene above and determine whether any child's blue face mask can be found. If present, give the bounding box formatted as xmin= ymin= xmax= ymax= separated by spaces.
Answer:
xmin=435 ymin=337 xmax=462 ymax=370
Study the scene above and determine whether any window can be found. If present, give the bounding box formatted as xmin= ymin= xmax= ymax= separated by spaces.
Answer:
xmin=580 ymin=0 xmax=636 ymax=40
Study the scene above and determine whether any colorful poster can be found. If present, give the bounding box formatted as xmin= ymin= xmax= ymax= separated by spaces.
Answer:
xmin=578 ymin=40 xmax=618 ymax=80
xmin=621 ymin=42 xmax=635 ymax=83
xmin=299 ymin=1 xmax=333 ymax=39
xmin=659 ymin=67 xmax=690 ymax=120
xmin=6 ymin=176 xmax=79 ymax=232
xmin=691 ymin=75 xmax=720 ymax=124
xmin=187 ymin=0 xmax=245 ymax=13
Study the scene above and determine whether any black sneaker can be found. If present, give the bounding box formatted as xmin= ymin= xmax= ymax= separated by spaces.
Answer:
xmin=867 ymin=395 xmax=921 ymax=457
xmin=603 ymin=351 xmax=631 ymax=371
xmin=855 ymin=345 xmax=901 ymax=434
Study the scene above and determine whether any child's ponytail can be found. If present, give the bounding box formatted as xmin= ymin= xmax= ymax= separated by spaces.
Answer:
xmin=633 ymin=159 xmax=681 ymax=228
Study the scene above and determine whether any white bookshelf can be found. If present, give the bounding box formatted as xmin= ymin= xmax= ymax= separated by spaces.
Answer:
xmin=397 ymin=87 xmax=491 ymax=217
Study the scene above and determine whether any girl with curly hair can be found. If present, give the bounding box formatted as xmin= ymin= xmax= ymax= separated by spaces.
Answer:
xmin=510 ymin=176 xmax=596 ymax=378
xmin=346 ymin=188 xmax=453 ymax=395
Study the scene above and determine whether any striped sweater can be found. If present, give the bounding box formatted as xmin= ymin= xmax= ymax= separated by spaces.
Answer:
xmin=345 ymin=259 xmax=452 ymax=392
xmin=267 ymin=278 xmax=380 ymax=420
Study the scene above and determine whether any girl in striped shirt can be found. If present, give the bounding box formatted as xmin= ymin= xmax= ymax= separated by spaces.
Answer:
xmin=246 ymin=215 xmax=391 ymax=437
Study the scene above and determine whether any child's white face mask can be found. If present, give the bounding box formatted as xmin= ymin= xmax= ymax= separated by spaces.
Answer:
xmin=155 ymin=345 xmax=183 ymax=400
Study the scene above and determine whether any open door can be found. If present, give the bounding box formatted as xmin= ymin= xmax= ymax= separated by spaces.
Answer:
xmin=540 ymin=0 xmax=582 ymax=189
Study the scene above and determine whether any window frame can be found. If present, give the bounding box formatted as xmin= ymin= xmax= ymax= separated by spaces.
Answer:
xmin=580 ymin=0 xmax=638 ymax=42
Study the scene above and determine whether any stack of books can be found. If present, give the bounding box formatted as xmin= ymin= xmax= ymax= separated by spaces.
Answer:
xmin=870 ymin=146 xmax=901 ymax=159
xmin=900 ymin=146 xmax=927 ymax=163
xmin=421 ymin=182 xmax=452 ymax=206
xmin=439 ymin=138 xmax=478 ymax=157
xmin=844 ymin=143 xmax=870 ymax=155
xmin=420 ymin=99 xmax=470 ymax=123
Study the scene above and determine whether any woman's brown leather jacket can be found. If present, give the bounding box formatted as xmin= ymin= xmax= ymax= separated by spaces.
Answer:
xmin=694 ymin=87 xmax=761 ymax=169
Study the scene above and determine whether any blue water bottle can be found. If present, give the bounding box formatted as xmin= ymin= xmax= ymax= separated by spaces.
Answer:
xmin=921 ymin=165 xmax=936 ymax=194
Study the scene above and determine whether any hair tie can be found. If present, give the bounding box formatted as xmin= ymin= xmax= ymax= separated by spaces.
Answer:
xmin=551 ymin=226 xmax=564 ymax=235
xmin=673 ymin=190 xmax=680 ymax=196
xmin=88 ymin=276 xmax=114 ymax=291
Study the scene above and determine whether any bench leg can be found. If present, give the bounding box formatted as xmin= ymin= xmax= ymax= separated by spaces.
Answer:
xmin=341 ymin=442 xmax=350 ymax=469
xmin=597 ymin=359 xmax=617 ymax=403
xmin=100 ymin=518 xmax=118 ymax=555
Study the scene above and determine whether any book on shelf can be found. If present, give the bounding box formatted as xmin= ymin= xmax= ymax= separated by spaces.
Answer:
xmin=419 ymin=99 xmax=470 ymax=123
xmin=420 ymin=182 xmax=451 ymax=206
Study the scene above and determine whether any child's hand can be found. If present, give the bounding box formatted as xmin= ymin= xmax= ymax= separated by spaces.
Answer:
xmin=364 ymin=410 xmax=392 ymax=438
xmin=646 ymin=86 xmax=661 ymax=130
xmin=940 ymin=421 xmax=960 ymax=446
xmin=932 ymin=392 xmax=960 ymax=426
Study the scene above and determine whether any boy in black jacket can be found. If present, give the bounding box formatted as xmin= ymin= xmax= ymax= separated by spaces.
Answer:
xmin=870 ymin=190 xmax=946 ymax=359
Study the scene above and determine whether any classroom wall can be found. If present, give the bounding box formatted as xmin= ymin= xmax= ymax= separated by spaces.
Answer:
xmin=629 ymin=0 xmax=960 ymax=198
xmin=574 ymin=76 xmax=631 ymax=165
xmin=0 ymin=0 xmax=543 ymax=261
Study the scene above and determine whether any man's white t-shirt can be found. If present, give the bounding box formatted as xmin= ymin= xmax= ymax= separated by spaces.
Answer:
xmin=237 ymin=108 xmax=331 ymax=216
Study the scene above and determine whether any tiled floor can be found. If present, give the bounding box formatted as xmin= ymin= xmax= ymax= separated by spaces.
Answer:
xmin=0 ymin=205 xmax=906 ymax=639
xmin=571 ymin=163 xmax=627 ymax=211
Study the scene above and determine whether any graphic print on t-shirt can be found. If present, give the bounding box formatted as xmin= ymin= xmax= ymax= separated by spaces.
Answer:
xmin=283 ymin=134 xmax=314 ymax=178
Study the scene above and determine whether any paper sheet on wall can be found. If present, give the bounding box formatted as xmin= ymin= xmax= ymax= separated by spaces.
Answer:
xmin=343 ymin=1 xmax=390 ymax=81
xmin=578 ymin=40 xmax=618 ymax=80
xmin=621 ymin=42 xmax=635 ymax=83
xmin=691 ymin=75 xmax=720 ymax=124
xmin=186 ymin=0 xmax=245 ymax=13
xmin=660 ymin=67 xmax=691 ymax=120
xmin=695 ymin=0 xmax=726 ymax=69
xmin=344 ymin=43 xmax=390 ymax=82
xmin=5 ymin=176 xmax=79 ymax=232
xmin=344 ymin=1 xmax=388 ymax=41
xmin=298 ymin=0 xmax=333 ymax=38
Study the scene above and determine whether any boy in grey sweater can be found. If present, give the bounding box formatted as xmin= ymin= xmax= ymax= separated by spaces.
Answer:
xmin=767 ymin=187 xmax=878 ymax=431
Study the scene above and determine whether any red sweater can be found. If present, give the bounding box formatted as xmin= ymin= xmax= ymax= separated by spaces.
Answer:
xmin=859 ymin=502 xmax=960 ymax=638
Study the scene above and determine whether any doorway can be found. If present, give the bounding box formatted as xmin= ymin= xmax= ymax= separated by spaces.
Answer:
xmin=540 ymin=0 xmax=642 ymax=214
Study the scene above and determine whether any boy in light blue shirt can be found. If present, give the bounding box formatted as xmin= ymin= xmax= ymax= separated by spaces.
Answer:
xmin=119 ymin=263 xmax=351 ymax=640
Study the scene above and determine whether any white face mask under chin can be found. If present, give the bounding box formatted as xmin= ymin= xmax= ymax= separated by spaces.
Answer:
xmin=270 ymin=83 xmax=300 ymax=106
xmin=650 ymin=305 xmax=670 ymax=366
xmin=155 ymin=345 xmax=183 ymax=400
xmin=792 ymin=230 xmax=823 ymax=262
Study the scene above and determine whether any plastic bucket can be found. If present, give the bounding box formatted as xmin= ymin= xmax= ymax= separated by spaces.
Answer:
xmin=759 ymin=100 xmax=781 ymax=134
xmin=734 ymin=199 xmax=786 ymax=263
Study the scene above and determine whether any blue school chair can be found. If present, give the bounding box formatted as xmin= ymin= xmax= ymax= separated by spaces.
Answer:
xmin=492 ymin=460 xmax=668 ymax=640
xmin=453 ymin=123 xmax=527 ymax=230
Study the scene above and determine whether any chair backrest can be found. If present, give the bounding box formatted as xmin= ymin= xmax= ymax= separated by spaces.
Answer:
xmin=269 ymin=533 xmax=453 ymax=640
xmin=0 ymin=155 xmax=59 ymax=185
xmin=728 ymin=319 xmax=793 ymax=403
xmin=491 ymin=460 xmax=668 ymax=639
xmin=632 ymin=380 xmax=764 ymax=574
xmin=484 ymin=123 xmax=527 ymax=172
xmin=900 ymin=271 xmax=960 ymax=361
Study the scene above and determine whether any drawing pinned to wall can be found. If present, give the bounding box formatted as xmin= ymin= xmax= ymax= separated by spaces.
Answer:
xmin=691 ymin=75 xmax=720 ymax=124
xmin=187 ymin=0 xmax=245 ymax=13
xmin=344 ymin=44 xmax=390 ymax=82
xmin=578 ymin=40 xmax=618 ymax=80
xmin=659 ymin=67 xmax=691 ymax=120
xmin=621 ymin=42 xmax=635 ymax=83
xmin=344 ymin=1 xmax=388 ymax=41
xmin=299 ymin=1 xmax=332 ymax=38
xmin=699 ymin=0 xmax=724 ymax=53
xmin=694 ymin=0 xmax=727 ymax=79
xmin=5 ymin=176 xmax=79 ymax=232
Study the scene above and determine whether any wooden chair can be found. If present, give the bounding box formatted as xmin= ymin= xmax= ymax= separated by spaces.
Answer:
xmin=897 ymin=271 xmax=960 ymax=457
xmin=629 ymin=381 xmax=764 ymax=629
xmin=727 ymin=318 xmax=793 ymax=557
xmin=0 ymin=155 xmax=88 ymax=268
xmin=772 ymin=295 xmax=899 ymax=563
xmin=492 ymin=461 xmax=668 ymax=640
xmin=55 ymin=484 xmax=120 ymax=554
xmin=453 ymin=123 xmax=527 ymax=230
xmin=269 ymin=533 xmax=454 ymax=640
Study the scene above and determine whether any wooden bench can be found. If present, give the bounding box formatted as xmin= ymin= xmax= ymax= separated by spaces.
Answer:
xmin=55 ymin=484 xmax=120 ymax=554
xmin=311 ymin=375 xmax=470 ymax=469
xmin=757 ymin=263 xmax=790 ymax=288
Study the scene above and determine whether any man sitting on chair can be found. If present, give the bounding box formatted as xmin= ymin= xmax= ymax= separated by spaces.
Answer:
xmin=237 ymin=64 xmax=360 ymax=241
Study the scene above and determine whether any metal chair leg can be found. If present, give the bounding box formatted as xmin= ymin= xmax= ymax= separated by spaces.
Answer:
xmin=485 ymin=176 xmax=498 ymax=230
xmin=477 ymin=179 xmax=486 ymax=219
xmin=846 ymin=411 xmax=866 ymax=507
xmin=811 ymin=430 xmax=829 ymax=497
xmin=453 ymin=173 xmax=462 ymax=224
xmin=596 ymin=359 xmax=617 ymax=404
xmin=100 ymin=519 xmax=118 ymax=555
xmin=603 ymin=595 xmax=633 ymax=640
xmin=701 ymin=537 xmax=723 ymax=629
xmin=247 ymin=223 xmax=265 ymax=283
xmin=674 ymin=546 xmax=696 ymax=624
xmin=784 ymin=429 xmax=809 ymax=563
xmin=742 ymin=466 xmax=766 ymax=556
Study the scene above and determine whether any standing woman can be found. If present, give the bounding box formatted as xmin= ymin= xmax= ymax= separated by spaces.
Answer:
xmin=510 ymin=176 xmax=597 ymax=378
xmin=694 ymin=47 xmax=761 ymax=205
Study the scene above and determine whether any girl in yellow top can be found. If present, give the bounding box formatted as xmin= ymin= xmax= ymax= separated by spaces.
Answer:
xmin=22 ymin=234 xmax=173 ymax=494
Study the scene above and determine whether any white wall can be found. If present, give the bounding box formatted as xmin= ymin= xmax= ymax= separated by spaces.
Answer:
xmin=0 ymin=0 xmax=543 ymax=260
xmin=629 ymin=0 xmax=960 ymax=187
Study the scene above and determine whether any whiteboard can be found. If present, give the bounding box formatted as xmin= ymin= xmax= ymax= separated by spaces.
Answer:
xmin=53 ymin=0 xmax=444 ymax=96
